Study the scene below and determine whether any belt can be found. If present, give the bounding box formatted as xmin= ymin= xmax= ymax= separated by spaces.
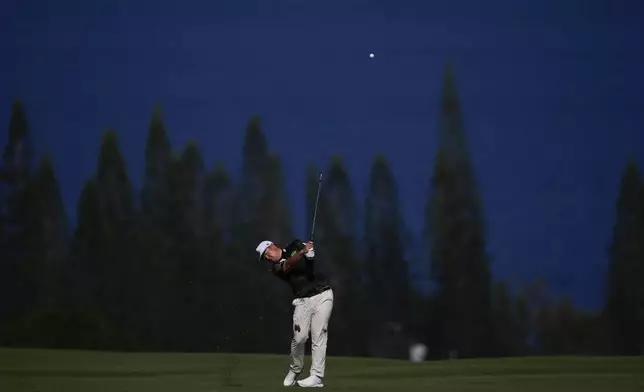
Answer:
xmin=300 ymin=285 xmax=331 ymax=298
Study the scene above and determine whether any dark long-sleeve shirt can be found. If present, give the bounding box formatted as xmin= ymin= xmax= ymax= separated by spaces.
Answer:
xmin=271 ymin=239 xmax=331 ymax=298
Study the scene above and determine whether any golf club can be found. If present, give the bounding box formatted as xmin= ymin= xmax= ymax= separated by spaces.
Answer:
xmin=310 ymin=172 xmax=323 ymax=241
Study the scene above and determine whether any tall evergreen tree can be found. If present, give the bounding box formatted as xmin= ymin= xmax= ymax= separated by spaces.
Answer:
xmin=93 ymin=129 xmax=138 ymax=349
xmin=22 ymin=155 xmax=68 ymax=310
xmin=605 ymin=157 xmax=644 ymax=354
xmin=312 ymin=155 xmax=366 ymax=356
xmin=164 ymin=141 xmax=208 ymax=350
xmin=424 ymin=64 xmax=493 ymax=358
xmin=69 ymin=178 xmax=113 ymax=348
xmin=15 ymin=154 xmax=70 ymax=347
xmin=202 ymin=162 xmax=234 ymax=351
xmin=138 ymin=106 xmax=173 ymax=349
xmin=232 ymin=115 xmax=293 ymax=353
xmin=0 ymin=99 xmax=34 ymax=344
xmin=363 ymin=154 xmax=410 ymax=358
xmin=490 ymin=281 xmax=529 ymax=356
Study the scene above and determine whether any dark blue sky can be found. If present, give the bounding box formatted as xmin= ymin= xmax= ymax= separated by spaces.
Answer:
xmin=3 ymin=0 xmax=644 ymax=309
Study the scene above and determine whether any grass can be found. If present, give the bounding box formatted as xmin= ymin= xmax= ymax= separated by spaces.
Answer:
xmin=0 ymin=348 xmax=643 ymax=391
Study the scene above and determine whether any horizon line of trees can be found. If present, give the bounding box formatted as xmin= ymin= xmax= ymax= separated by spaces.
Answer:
xmin=1 ymin=64 xmax=642 ymax=358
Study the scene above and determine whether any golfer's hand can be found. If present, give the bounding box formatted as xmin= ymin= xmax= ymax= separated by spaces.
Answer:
xmin=303 ymin=241 xmax=314 ymax=252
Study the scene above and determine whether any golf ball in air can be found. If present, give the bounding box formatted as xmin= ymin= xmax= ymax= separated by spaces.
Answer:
xmin=369 ymin=53 xmax=375 ymax=58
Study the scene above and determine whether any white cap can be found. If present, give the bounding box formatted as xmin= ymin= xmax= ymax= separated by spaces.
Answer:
xmin=256 ymin=240 xmax=273 ymax=260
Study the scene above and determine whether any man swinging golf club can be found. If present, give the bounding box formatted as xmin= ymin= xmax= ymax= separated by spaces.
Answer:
xmin=255 ymin=172 xmax=333 ymax=388
xmin=256 ymin=239 xmax=333 ymax=387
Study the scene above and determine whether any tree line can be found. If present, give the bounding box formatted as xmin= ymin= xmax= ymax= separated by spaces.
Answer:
xmin=1 ymin=65 xmax=642 ymax=358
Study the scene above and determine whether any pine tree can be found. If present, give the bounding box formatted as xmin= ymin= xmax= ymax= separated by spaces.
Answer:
xmin=424 ymin=64 xmax=493 ymax=358
xmin=22 ymin=155 xmax=68 ymax=308
xmin=364 ymin=154 xmax=410 ymax=358
xmin=138 ymin=106 xmax=173 ymax=349
xmin=202 ymin=162 xmax=234 ymax=351
xmin=231 ymin=115 xmax=293 ymax=353
xmin=69 ymin=178 xmax=113 ymax=348
xmin=313 ymin=155 xmax=366 ymax=356
xmin=0 ymin=99 xmax=34 ymax=344
xmin=605 ymin=157 xmax=644 ymax=354
xmin=17 ymin=154 xmax=70 ymax=347
xmin=92 ymin=129 xmax=138 ymax=349
xmin=490 ymin=281 xmax=529 ymax=356
xmin=164 ymin=140 xmax=208 ymax=350
xmin=514 ymin=290 xmax=531 ymax=354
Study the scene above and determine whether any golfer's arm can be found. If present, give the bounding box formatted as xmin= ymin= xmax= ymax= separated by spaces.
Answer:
xmin=283 ymin=250 xmax=306 ymax=273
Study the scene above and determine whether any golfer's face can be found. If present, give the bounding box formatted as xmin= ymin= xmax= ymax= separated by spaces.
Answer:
xmin=263 ymin=244 xmax=282 ymax=263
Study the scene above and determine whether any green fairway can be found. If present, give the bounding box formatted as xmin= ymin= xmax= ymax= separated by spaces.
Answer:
xmin=0 ymin=348 xmax=642 ymax=391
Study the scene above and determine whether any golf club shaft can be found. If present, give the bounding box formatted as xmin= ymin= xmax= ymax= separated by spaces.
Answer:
xmin=310 ymin=172 xmax=323 ymax=241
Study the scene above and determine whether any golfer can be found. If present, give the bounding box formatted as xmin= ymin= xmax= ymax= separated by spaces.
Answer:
xmin=256 ymin=239 xmax=334 ymax=388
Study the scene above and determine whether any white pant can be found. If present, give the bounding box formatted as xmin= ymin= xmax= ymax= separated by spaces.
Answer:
xmin=290 ymin=289 xmax=334 ymax=378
